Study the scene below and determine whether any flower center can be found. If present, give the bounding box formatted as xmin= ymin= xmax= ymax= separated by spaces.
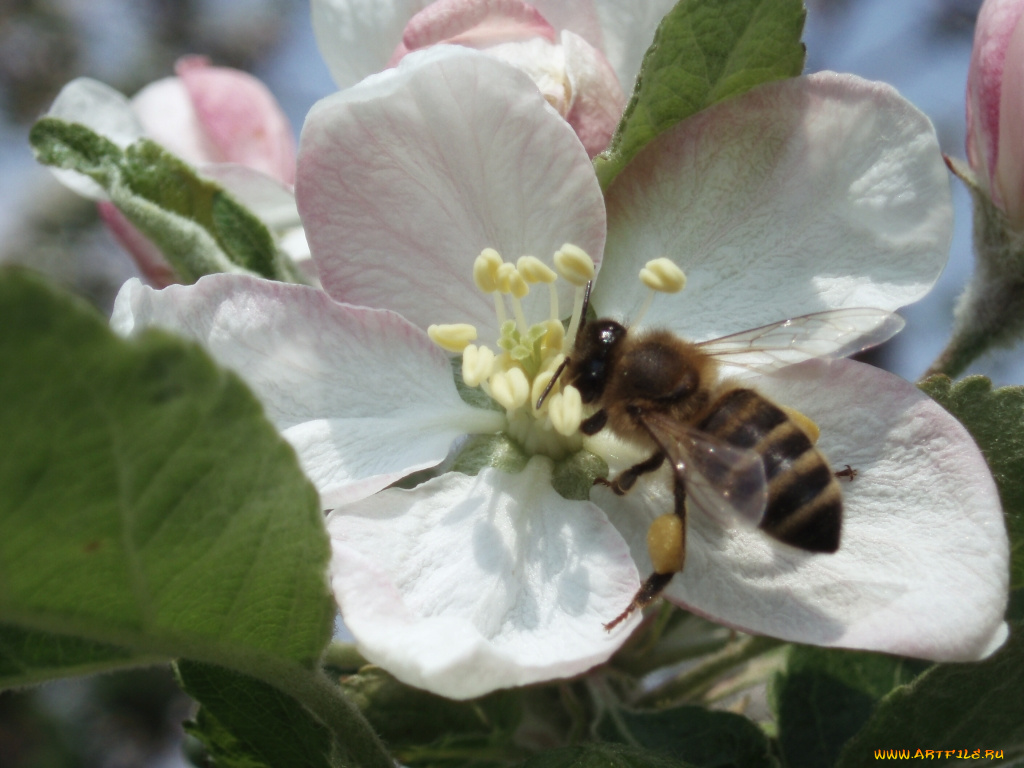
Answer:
xmin=428 ymin=245 xmax=596 ymax=459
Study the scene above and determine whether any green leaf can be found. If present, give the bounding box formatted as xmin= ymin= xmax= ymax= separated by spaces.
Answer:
xmin=835 ymin=623 xmax=1024 ymax=768
xmin=597 ymin=705 xmax=773 ymax=768
xmin=772 ymin=646 xmax=930 ymax=768
xmin=0 ymin=268 xmax=333 ymax=674
xmin=0 ymin=623 xmax=145 ymax=688
xmin=179 ymin=660 xmax=335 ymax=768
xmin=340 ymin=666 xmax=521 ymax=763
xmin=596 ymin=0 xmax=806 ymax=189
xmin=29 ymin=117 xmax=296 ymax=283
xmin=919 ymin=376 xmax=1024 ymax=588
xmin=517 ymin=743 xmax=694 ymax=768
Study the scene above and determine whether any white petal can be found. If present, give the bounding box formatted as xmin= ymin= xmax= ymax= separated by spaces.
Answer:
xmin=198 ymin=163 xmax=299 ymax=231
xmin=296 ymin=47 xmax=606 ymax=339
xmin=327 ymin=458 xmax=641 ymax=699
xmin=596 ymin=359 xmax=1008 ymax=661
xmin=311 ymin=0 xmax=429 ymax=88
xmin=589 ymin=0 xmax=678 ymax=91
xmin=111 ymin=275 xmax=503 ymax=507
xmin=595 ymin=73 xmax=953 ymax=340
xmin=131 ymin=77 xmax=210 ymax=165
xmin=46 ymin=78 xmax=146 ymax=200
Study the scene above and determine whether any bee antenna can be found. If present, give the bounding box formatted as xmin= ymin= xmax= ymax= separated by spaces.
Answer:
xmin=535 ymin=356 xmax=570 ymax=410
xmin=577 ymin=280 xmax=593 ymax=345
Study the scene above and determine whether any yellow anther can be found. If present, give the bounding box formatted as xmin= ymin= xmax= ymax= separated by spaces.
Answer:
xmin=462 ymin=344 xmax=495 ymax=388
xmin=517 ymin=255 xmax=557 ymax=284
xmin=508 ymin=270 xmax=530 ymax=299
xmin=639 ymin=258 xmax=686 ymax=293
xmin=541 ymin=319 xmax=565 ymax=355
xmin=473 ymin=248 xmax=503 ymax=293
xmin=553 ymin=243 xmax=595 ymax=286
xmin=548 ymin=385 xmax=582 ymax=436
xmin=427 ymin=323 xmax=478 ymax=353
xmin=781 ymin=406 xmax=821 ymax=444
xmin=489 ymin=367 xmax=530 ymax=411
xmin=495 ymin=262 xmax=516 ymax=294
xmin=530 ymin=356 xmax=562 ymax=411
xmin=648 ymin=513 xmax=686 ymax=574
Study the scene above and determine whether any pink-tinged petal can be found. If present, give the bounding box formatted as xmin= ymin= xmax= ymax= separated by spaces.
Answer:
xmin=598 ymin=359 xmax=1008 ymax=661
xmin=327 ymin=458 xmax=641 ymax=699
xmin=297 ymin=48 xmax=605 ymax=338
xmin=561 ymin=30 xmax=624 ymax=156
xmin=312 ymin=0 xmax=431 ymax=89
xmin=399 ymin=0 xmax=556 ymax=55
xmin=531 ymin=0 xmax=604 ymax=53
xmin=131 ymin=76 xmax=210 ymax=166
xmin=966 ymin=0 xmax=1024 ymax=198
xmin=588 ymin=0 xmax=678 ymax=91
xmin=994 ymin=10 xmax=1024 ymax=223
xmin=97 ymin=203 xmax=177 ymax=288
xmin=46 ymin=78 xmax=146 ymax=200
xmin=596 ymin=73 xmax=952 ymax=341
xmin=110 ymin=274 xmax=504 ymax=508
xmin=174 ymin=56 xmax=296 ymax=185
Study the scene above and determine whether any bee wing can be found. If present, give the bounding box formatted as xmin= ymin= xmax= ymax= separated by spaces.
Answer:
xmin=696 ymin=308 xmax=904 ymax=372
xmin=642 ymin=412 xmax=768 ymax=530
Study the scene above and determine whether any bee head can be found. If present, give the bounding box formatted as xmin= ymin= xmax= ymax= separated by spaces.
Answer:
xmin=569 ymin=318 xmax=627 ymax=404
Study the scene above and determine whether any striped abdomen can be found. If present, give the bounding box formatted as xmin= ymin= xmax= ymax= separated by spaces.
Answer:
xmin=697 ymin=388 xmax=842 ymax=552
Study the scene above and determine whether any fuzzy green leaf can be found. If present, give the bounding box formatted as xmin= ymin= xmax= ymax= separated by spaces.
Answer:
xmin=179 ymin=660 xmax=335 ymax=768
xmin=0 ymin=268 xmax=333 ymax=678
xmin=835 ymin=624 xmax=1024 ymax=768
xmin=772 ymin=646 xmax=931 ymax=768
xmin=597 ymin=705 xmax=773 ymax=768
xmin=596 ymin=0 xmax=806 ymax=189
xmin=919 ymin=376 xmax=1024 ymax=588
xmin=29 ymin=117 xmax=294 ymax=283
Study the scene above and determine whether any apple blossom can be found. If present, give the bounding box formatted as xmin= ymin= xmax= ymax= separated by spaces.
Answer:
xmin=310 ymin=0 xmax=676 ymax=156
xmin=925 ymin=0 xmax=1024 ymax=377
xmin=967 ymin=0 xmax=1024 ymax=224
xmin=45 ymin=58 xmax=306 ymax=286
xmin=110 ymin=51 xmax=1007 ymax=699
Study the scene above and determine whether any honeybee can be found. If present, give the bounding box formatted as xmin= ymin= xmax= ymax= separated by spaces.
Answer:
xmin=541 ymin=284 xmax=902 ymax=630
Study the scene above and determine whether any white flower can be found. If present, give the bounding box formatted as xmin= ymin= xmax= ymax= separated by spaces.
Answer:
xmin=310 ymin=0 xmax=677 ymax=156
xmin=111 ymin=50 xmax=1008 ymax=699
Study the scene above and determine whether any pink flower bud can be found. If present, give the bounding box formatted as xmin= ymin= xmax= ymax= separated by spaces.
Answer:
xmin=389 ymin=0 xmax=624 ymax=157
xmin=132 ymin=56 xmax=296 ymax=185
xmin=967 ymin=0 xmax=1024 ymax=223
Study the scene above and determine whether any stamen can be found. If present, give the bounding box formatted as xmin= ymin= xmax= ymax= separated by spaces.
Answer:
xmin=563 ymin=283 xmax=587 ymax=353
xmin=474 ymin=248 xmax=503 ymax=293
xmin=553 ymin=243 xmax=595 ymax=286
xmin=530 ymin=353 xmax=565 ymax=410
xmin=462 ymin=344 xmax=495 ymax=388
xmin=516 ymin=255 xmax=557 ymax=284
xmin=639 ymin=258 xmax=687 ymax=293
xmin=548 ymin=385 xmax=583 ymax=436
xmin=428 ymin=323 xmax=478 ymax=352
xmin=633 ymin=258 xmax=686 ymax=328
xmin=490 ymin=367 xmax=530 ymax=411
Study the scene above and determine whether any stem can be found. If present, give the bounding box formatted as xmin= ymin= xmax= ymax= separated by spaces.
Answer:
xmin=633 ymin=634 xmax=783 ymax=709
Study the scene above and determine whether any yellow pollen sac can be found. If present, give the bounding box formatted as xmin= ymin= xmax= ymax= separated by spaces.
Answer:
xmin=517 ymin=255 xmax=557 ymax=284
xmin=647 ymin=514 xmax=686 ymax=574
xmin=427 ymin=323 xmax=478 ymax=353
xmin=474 ymin=248 xmax=503 ymax=293
xmin=462 ymin=344 xmax=495 ymax=388
xmin=639 ymin=258 xmax=687 ymax=293
xmin=541 ymin=319 xmax=565 ymax=355
xmin=490 ymin=367 xmax=530 ymax=411
xmin=781 ymin=405 xmax=821 ymax=444
xmin=554 ymin=244 xmax=595 ymax=286
xmin=548 ymin=385 xmax=583 ymax=436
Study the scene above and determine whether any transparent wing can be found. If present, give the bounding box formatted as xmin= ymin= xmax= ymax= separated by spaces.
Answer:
xmin=642 ymin=412 xmax=767 ymax=530
xmin=696 ymin=308 xmax=904 ymax=373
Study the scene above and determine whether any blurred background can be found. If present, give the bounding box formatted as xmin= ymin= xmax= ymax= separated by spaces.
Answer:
xmin=0 ymin=0 xmax=1003 ymax=765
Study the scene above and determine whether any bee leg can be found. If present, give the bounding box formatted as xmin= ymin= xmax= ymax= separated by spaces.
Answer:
xmin=579 ymin=409 xmax=608 ymax=435
xmin=594 ymin=451 xmax=666 ymax=495
xmin=604 ymin=480 xmax=688 ymax=631
xmin=834 ymin=464 xmax=858 ymax=482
